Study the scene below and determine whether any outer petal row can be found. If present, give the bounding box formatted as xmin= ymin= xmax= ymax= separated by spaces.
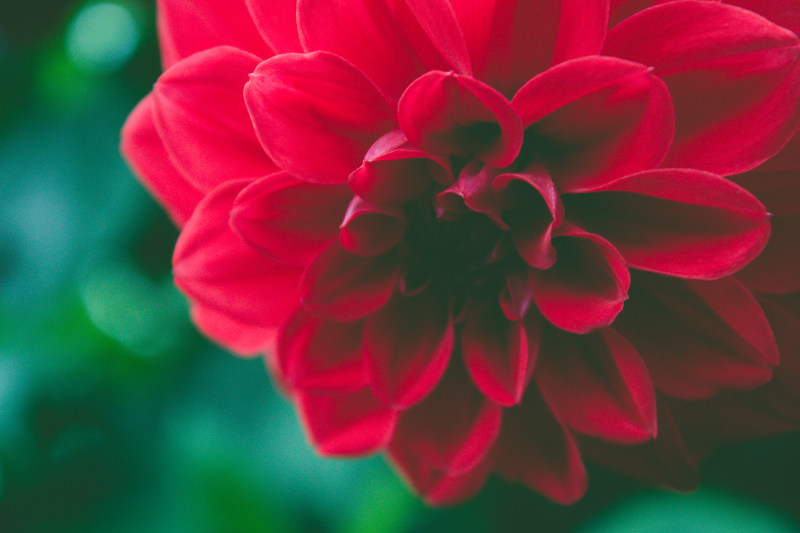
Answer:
xmin=298 ymin=0 xmax=471 ymax=100
xmin=565 ymin=169 xmax=771 ymax=280
xmin=173 ymin=180 xmax=302 ymax=333
xmin=734 ymin=134 xmax=800 ymax=293
xmin=120 ymin=95 xmax=202 ymax=226
xmin=152 ymin=46 xmax=278 ymax=192
xmin=605 ymin=0 xmax=800 ymax=176
xmin=617 ymin=274 xmax=778 ymax=399
xmin=245 ymin=51 xmax=394 ymax=184
xmin=156 ymin=0 xmax=271 ymax=67
xmin=449 ymin=0 xmax=609 ymax=95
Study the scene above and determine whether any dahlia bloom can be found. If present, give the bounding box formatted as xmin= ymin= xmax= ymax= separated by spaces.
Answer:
xmin=122 ymin=0 xmax=800 ymax=504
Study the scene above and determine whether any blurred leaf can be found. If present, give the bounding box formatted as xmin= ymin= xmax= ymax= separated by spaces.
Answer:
xmin=339 ymin=464 xmax=418 ymax=533
xmin=578 ymin=489 xmax=798 ymax=533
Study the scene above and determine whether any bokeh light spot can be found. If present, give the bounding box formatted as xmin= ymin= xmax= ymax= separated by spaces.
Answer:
xmin=79 ymin=258 xmax=187 ymax=356
xmin=65 ymin=2 xmax=140 ymax=75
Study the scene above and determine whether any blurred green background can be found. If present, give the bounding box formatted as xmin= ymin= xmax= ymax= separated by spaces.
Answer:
xmin=0 ymin=1 xmax=799 ymax=531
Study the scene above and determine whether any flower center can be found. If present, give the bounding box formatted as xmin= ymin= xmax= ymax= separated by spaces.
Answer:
xmin=400 ymin=199 xmax=506 ymax=297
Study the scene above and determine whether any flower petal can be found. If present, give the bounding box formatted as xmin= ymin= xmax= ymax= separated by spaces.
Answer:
xmin=530 ymin=226 xmax=631 ymax=334
xmin=339 ymin=197 xmax=407 ymax=257
xmin=230 ymin=172 xmax=351 ymax=265
xmin=462 ymin=301 xmax=537 ymax=406
xmin=726 ymin=0 xmax=800 ymax=36
xmin=276 ymin=309 xmax=367 ymax=392
xmin=566 ymin=169 xmax=771 ymax=280
xmin=363 ymin=290 xmax=453 ymax=407
xmin=449 ymin=0 xmax=609 ymax=95
xmin=669 ymin=295 xmax=800 ymax=443
xmin=499 ymin=261 xmax=535 ymax=321
xmin=245 ymin=51 xmax=394 ymax=184
xmin=173 ymin=179 xmax=302 ymax=328
xmin=121 ymin=95 xmax=202 ymax=226
xmin=605 ymin=1 xmax=800 ymax=175
xmin=296 ymin=386 xmax=397 ymax=456
xmin=190 ymin=303 xmax=276 ymax=356
xmin=297 ymin=0 xmax=471 ymax=99
xmin=299 ymin=242 xmax=401 ymax=321
xmin=492 ymin=388 xmax=588 ymax=504
xmin=399 ymin=71 xmax=523 ymax=167
xmin=152 ymin=46 xmax=277 ymax=192
xmin=608 ymin=0 xmax=675 ymax=27
xmin=156 ymin=0 xmax=271 ymax=67
xmin=616 ymin=273 xmax=778 ymax=399
xmin=733 ymin=140 xmax=800 ymax=293
xmin=493 ymin=165 xmax=563 ymax=269
xmin=512 ymin=56 xmax=674 ymax=192
xmin=536 ymin=326 xmax=658 ymax=443
xmin=245 ymin=0 xmax=303 ymax=54
xmin=349 ymin=131 xmax=453 ymax=205
xmin=438 ymin=163 xmax=505 ymax=227
xmin=737 ymin=211 xmax=800 ymax=293
xmin=388 ymin=362 xmax=502 ymax=475
xmin=581 ymin=402 xmax=700 ymax=491
xmin=387 ymin=452 xmax=491 ymax=506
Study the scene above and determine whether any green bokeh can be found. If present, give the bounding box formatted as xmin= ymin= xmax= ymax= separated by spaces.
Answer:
xmin=0 ymin=1 xmax=798 ymax=532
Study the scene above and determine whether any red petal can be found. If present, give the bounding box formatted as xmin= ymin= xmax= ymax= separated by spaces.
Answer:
xmin=616 ymin=274 xmax=778 ymax=399
xmin=387 ymin=452 xmax=491 ymax=506
xmin=512 ymin=56 xmax=674 ymax=192
xmin=299 ymin=242 xmax=401 ymax=321
xmin=230 ymin=172 xmax=351 ymax=265
xmin=156 ymin=0 xmax=271 ymax=67
xmin=388 ymin=362 xmax=502 ymax=475
xmin=499 ymin=261 xmax=535 ymax=321
xmin=190 ymin=303 xmax=276 ymax=356
xmin=173 ymin=180 xmax=302 ymax=328
xmin=608 ymin=0 xmax=675 ymax=27
xmin=581 ymin=402 xmax=700 ymax=491
xmin=493 ymin=165 xmax=563 ymax=269
xmin=493 ymin=165 xmax=563 ymax=223
xmin=438 ymin=162 xmax=505 ymax=227
xmin=761 ymin=295 xmax=800 ymax=407
xmin=152 ymin=46 xmax=277 ymax=192
xmin=339 ymin=197 xmax=406 ymax=257
xmin=566 ymin=169 xmax=771 ymax=280
xmin=726 ymin=0 xmax=800 ymax=36
xmin=674 ymin=299 xmax=800 ymax=446
xmin=530 ymin=226 xmax=630 ymax=334
xmin=296 ymin=387 xmax=397 ymax=456
xmin=121 ymin=95 xmax=202 ymax=226
xmin=462 ymin=301 xmax=537 ymax=406
xmin=245 ymin=51 xmax=394 ymax=184
xmin=605 ymin=1 xmax=800 ymax=175
xmin=349 ymin=131 xmax=453 ymax=205
xmin=399 ymin=71 xmax=523 ymax=167
xmin=492 ymin=388 xmax=588 ymax=504
xmin=738 ymin=212 xmax=800 ymax=294
xmin=734 ymin=141 xmax=800 ymax=293
xmin=537 ymin=326 xmax=658 ymax=443
xmin=449 ymin=0 xmax=609 ymax=96
xmin=363 ymin=290 xmax=453 ymax=407
xmin=669 ymin=295 xmax=800 ymax=444
xmin=245 ymin=0 xmax=302 ymax=54
xmin=297 ymin=0 xmax=471 ymax=99
xmin=276 ymin=309 xmax=367 ymax=392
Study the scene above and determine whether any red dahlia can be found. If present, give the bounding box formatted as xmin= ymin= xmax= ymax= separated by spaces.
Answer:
xmin=122 ymin=0 xmax=800 ymax=504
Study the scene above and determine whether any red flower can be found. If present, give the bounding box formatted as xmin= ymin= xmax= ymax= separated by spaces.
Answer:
xmin=122 ymin=0 xmax=800 ymax=504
